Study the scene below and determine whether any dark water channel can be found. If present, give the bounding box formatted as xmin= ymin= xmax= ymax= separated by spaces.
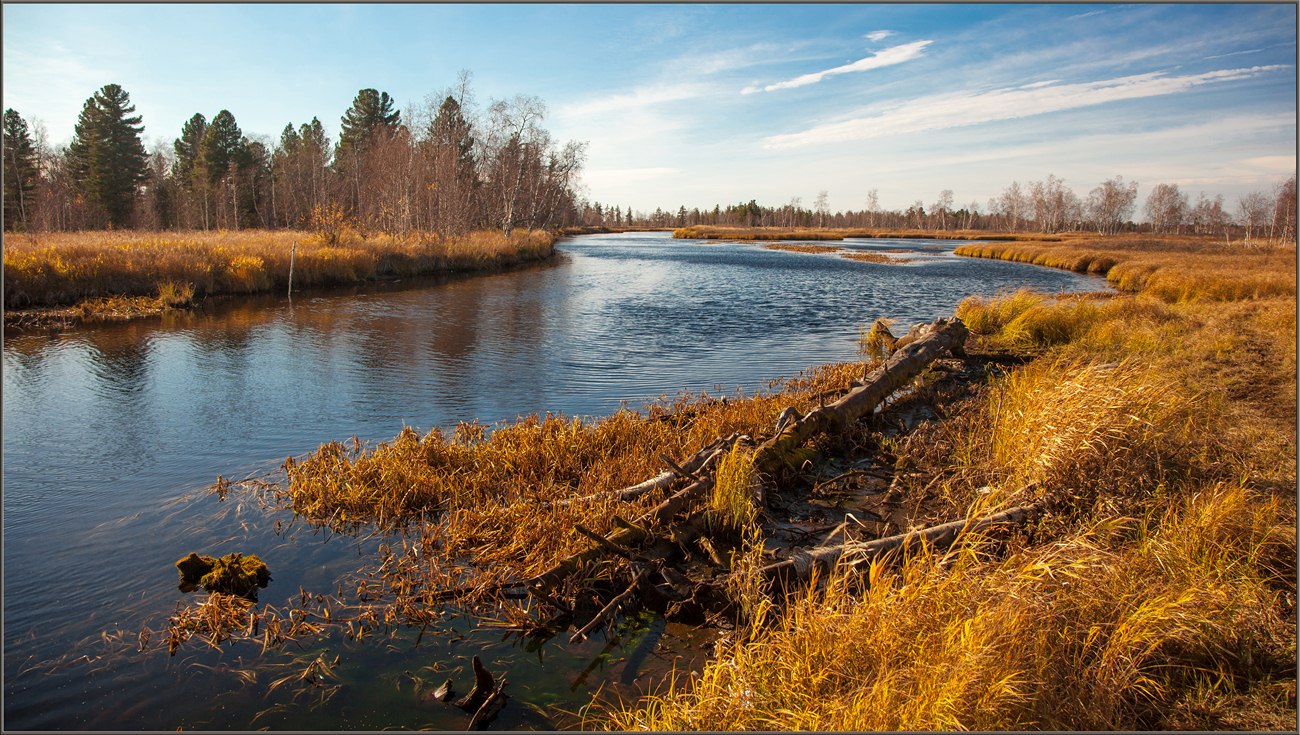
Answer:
xmin=2 ymin=232 xmax=1106 ymax=729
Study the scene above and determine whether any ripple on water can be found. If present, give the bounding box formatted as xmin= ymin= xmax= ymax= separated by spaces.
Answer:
xmin=2 ymin=233 xmax=1108 ymax=729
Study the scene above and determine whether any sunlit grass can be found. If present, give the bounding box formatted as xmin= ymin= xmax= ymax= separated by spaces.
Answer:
xmin=2 ymin=228 xmax=558 ymax=308
xmin=281 ymin=362 xmax=865 ymax=593
xmin=954 ymin=236 xmax=1296 ymax=302
xmin=595 ymin=483 xmax=1295 ymax=731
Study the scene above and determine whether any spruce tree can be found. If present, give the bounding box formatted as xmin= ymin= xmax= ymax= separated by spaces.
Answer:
xmin=198 ymin=110 xmax=246 ymax=186
xmin=172 ymin=113 xmax=208 ymax=187
xmin=67 ymin=84 xmax=148 ymax=227
xmin=3 ymin=108 xmax=38 ymax=230
xmin=335 ymin=88 xmax=400 ymax=163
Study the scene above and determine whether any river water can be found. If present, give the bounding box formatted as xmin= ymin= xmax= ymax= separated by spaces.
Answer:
xmin=2 ymin=232 xmax=1106 ymax=729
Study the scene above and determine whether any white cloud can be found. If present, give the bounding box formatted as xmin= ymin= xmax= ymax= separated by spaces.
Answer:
xmin=864 ymin=30 xmax=894 ymax=42
xmin=560 ymin=82 xmax=707 ymax=117
xmin=744 ymin=40 xmax=932 ymax=94
xmin=762 ymin=65 xmax=1288 ymax=149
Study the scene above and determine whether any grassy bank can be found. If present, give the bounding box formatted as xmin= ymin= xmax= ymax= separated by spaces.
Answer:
xmin=2 ymin=228 xmax=558 ymax=312
xmin=955 ymin=236 xmax=1296 ymax=301
xmin=589 ymin=238 xmax=1295 ymax=730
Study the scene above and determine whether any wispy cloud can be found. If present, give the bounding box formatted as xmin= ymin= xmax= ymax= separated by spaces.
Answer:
xmin=763 ymin=65 xmax=1288 ymax=149
xmin=864 ymin=30 xmax=893 ymax=42
xmin=742 ymin=39 xmax=932 ymax=94
xmin=560 ymin=82 xmax=708 ymax=116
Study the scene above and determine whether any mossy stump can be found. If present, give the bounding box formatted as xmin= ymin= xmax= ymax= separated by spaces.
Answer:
xmin=175 ymin=552 xmax=270 ymax=599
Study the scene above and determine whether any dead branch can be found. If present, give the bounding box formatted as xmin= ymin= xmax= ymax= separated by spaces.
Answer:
xmin=569 ymin=567 xmax=650 ymax=644
xmin=752 ymin=318 xmax=969 ymax=478
xmin=761 ymin=504 xmax=1035 ymax=589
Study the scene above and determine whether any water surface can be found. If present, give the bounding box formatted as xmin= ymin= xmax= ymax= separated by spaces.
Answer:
xmin=2 ymin=232 xmax=1106 ymax=729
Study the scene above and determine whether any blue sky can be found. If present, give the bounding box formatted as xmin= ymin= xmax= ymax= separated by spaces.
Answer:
xmin=3 ymin=3 xmax=1295 ymax=215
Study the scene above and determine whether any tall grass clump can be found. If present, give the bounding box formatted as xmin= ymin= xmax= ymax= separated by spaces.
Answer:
xmin=596 ymin=484 xmax=1295 ymax=731
xmin=707 ymin=444 xmax=758 ymax=534
xmin=958 ymin=357 xmax=1211 ymax=510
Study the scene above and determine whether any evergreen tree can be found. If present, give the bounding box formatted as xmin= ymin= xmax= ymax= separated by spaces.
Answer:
xmin=198 ymin=110 xmax=246 ymax=186
xmin=429 ymin=95 xmax=475 ymax=171
xmin=3 ymin=108 xmax=39 ymax=230
xmin=336 ymin=88 xmax=401 ymax=163
xmin=172 ymin=113 xmax=207 ymax=186
xmin=66 ymin=84 xmax=149 ymax=227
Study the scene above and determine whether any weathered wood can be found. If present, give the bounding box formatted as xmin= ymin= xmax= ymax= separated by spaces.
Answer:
xmin=454 ymin=655 xmax=496 ymax=712
xmin=548 ymin=433 xmax=742 ymax=508
xmin=527 ymin=473 xmax=715 ymax=594
xmin=569 ymin=567 xmax=649 ymax=643
xmin=752 ymin=318 xmax=969 ymax=477
xmin=466 ymin=678 xmax=507 ymax=731
xmin=761 ymin=505 xmax=1034 ymax=589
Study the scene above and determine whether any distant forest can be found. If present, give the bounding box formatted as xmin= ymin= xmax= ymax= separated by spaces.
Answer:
xmin=2 ymin=78 xmax=1294 ymax=243
xmin=584 ymin=175 xmax=1295 ymax=243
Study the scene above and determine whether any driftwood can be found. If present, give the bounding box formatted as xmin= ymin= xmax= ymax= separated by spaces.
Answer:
xmin=547 ymin=433 xmax=742 ymax=508
xmin=752 ymin=318 xmax=968 ymax=477
xmin=761 ymin=504 xmax=1035 ymax=589
xmin=569 ymin=567 xmax=650 ymax=643
xmin=466 ymin=678 xmax=507 ymax=731
xmin=454 ymin=655 xmax=496 ymax=712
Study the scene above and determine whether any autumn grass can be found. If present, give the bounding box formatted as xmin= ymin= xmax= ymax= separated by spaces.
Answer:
xmin=2 ymin=228 xmax=558 ymax=309
xmin=954 ymin=235 xmax=1297 ymax=302
xmin=596 ymin=484 xmax=1295 ymax=731
xmin=594 ymin=238 xmax=1296 ymax=730
xmin=281 ymin=362 xmax=864 ymax=602
xmin=759 ymin=242 xmax=841 ymax=254
xmin=840 ymin=251 xmax=907 ymax=264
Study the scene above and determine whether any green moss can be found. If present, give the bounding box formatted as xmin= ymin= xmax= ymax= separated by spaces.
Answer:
xmin=175 ymin=551 xmax=270 ymax=599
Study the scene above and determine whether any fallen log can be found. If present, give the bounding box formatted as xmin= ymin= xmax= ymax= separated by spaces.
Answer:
xmin=547 ymin=433 xmax=742 ymax=508
xmin=761 ymin=504 xmax=1035 ymax=590
xmin=752 ymin=317 xmax=969 ymax=478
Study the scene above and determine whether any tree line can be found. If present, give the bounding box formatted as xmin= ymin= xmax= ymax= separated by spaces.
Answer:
xmin=2 ymin=74 xmax=586 ymax=237
xmin=579 ymin=173 xmax=1297 ymax=244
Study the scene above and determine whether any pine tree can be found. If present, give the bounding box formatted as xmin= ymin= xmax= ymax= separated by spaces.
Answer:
xmin=3 ymin=108 xmax=39 ymax=230
xmin=172 ymin=113 xmax=208 ymax=187
xmin=198 ymin=110 xmax=246 ymax=186
xmin=336 ymin=88 xmax=401 ymax=163
xmin=66 ymin=84 xmax=149 ymax=227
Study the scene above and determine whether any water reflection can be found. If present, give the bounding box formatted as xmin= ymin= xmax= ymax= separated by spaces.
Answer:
xmin=2 ymin=233 xmax=1107 ymax=729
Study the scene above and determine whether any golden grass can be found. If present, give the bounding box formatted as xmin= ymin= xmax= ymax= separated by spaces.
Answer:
xmin=595 ymin=483 xmax=1295 ymax=730
xmin=280 ymin=362 xmax=864 ymax=598
xmin=954 ymin=236 xmax=1296 ymax=303
xmin=595 ymin=236 xmax=1296 ymax=730
xmin=707 ymin=444 xmax=759 ymax=534
xmin=2 ymin=228 xmax=558 ymax=309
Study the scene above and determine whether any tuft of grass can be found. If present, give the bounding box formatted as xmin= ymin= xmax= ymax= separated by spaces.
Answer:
xmin=708 ymin=444 xmax=758 ymax=534
xmin=595 ymin=484 xmax=1295 ymax=731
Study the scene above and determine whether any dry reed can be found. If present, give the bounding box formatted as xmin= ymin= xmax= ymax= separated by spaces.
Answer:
xmin=2 ymin=228 xmax=558 ymax=309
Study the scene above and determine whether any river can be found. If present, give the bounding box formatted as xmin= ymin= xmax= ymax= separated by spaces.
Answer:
xmin=2 ymin=232 xmax=1106 ymax=729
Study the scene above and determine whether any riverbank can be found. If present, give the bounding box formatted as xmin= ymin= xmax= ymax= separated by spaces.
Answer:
xmin=591 ymin=237 xmax=1296 ymax=730
xmin=176 ymin=233 xmax=1297 ymax=729
xmin=2 ymin=228 xmax=558 ymax=329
